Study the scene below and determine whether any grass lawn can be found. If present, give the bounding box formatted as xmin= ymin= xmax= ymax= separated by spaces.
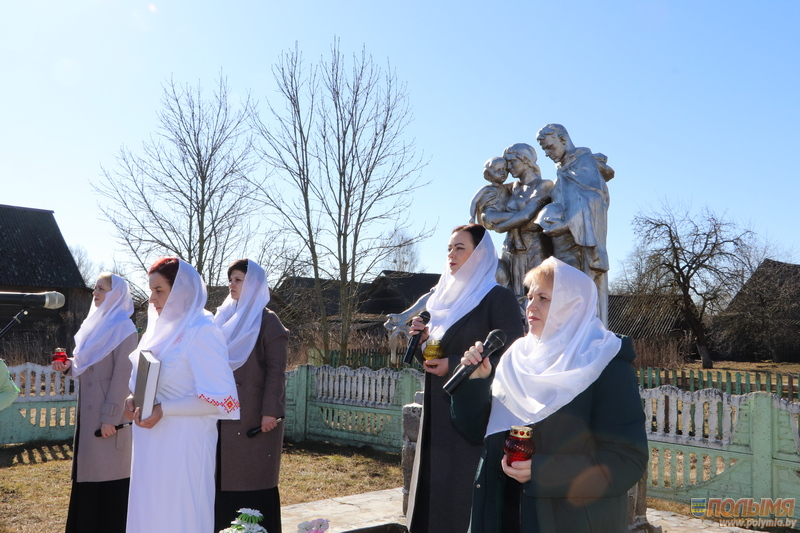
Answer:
xmin=0 ymin=439 xmax=402 ymax=533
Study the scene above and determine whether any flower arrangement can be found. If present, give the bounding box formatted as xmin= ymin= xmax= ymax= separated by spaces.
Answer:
xmin=297 ymin=518 xmax=330 ymax=533
xmin=219 ymin=508 xmax=268 ymax=533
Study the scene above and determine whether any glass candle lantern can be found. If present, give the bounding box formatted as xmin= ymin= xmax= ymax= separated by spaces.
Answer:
xmin=52 ymin=347 xmax=68 ymax=363
xmin=422 ymin=340 xmax=444 ymax=361
xmin=504 ymin=425 xmax=535 ymax=464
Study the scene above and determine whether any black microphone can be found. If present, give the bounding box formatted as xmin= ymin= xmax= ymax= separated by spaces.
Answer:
xmin=0 ymin=291 xmax=65 ymax=309
xmin=247 ymin=418 xmax=284 ymax=438
xmin=403 ymin=311 xmax=431 ymax=365
xmin=443 ymin=329 xmax=506 ymax=396
xmin=94 ymin=422 xmax=133 ymax=437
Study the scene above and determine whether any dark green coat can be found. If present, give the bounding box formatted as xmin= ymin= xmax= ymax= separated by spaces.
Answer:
xmin=407 ymin=285 xmax=524 ymax=533
xmin=451 ymin=336 xmax=648 ymax=533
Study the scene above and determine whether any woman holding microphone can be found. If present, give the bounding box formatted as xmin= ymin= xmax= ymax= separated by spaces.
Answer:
xmin=406 ymin=223 xmax=523 ymax=533
xmin=52 ymin=272 xmax=138 ymax=533
xmin=214 ymin=259 xmax=289 ymax=533
xmin=452 ymin=257 xmax=648 ymax=532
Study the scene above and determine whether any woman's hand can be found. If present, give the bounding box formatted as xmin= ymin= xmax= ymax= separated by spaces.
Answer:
xmin=134 ymin=403 xmax=163 ymax=429
xmin=409 ymin=315 xmax=430 ymax=344
xmin=99 ymin=423 xmax=117 ymax=438
xmin=123 ymin=396 xmax=136 ymax=421
xmin=461 ymin=341 xmax=492 ymax=380
xmin=52 ymin=359 xmax=71 ymax=373
xmin=423 ymin=357 xmax=449 ymax=376
xmin=501 ymin=454 xmax=532 ymax=483
xmin=261 ymin=415 xmax=279 ymax=433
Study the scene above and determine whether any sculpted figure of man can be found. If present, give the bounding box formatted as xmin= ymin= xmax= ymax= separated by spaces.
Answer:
xmin=535 ymin=123 xmax=614 ymax=323
xmin=477 ymin=143 xmax=553 ymax=305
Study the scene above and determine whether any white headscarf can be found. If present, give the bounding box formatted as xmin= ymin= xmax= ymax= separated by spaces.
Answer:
xmin=426 ymin=229 xmax=499 ymax=341
xmin=136 ymin=259 xmax=209 ymax=357
xmin=214 ymin=259 xmax=270 ymax=370
xmin=71 ymin=273 xmax=136 ymax=377
xmin=130 ymin=259 xmax=238 ymax=418
xmin=486 ymin=256 xmax=621 ymax=436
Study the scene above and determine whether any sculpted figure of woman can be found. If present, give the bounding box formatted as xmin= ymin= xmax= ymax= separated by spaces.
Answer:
xmin=477 ymin=143 xmax=553 ymax=305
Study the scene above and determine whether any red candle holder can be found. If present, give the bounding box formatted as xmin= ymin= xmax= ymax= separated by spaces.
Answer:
xmin=52 ymin=348 xmax=68 ymax=363
xmin=504 ymin=425 xmax=534 ymax=464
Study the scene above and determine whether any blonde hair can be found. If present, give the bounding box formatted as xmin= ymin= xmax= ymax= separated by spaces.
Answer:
xmin=96 ymin=272 xmax=114 ymax=287
xmin=523 ymin=259 xmax=555 ymax=292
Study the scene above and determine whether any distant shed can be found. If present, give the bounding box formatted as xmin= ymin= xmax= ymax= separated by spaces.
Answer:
xmin=607 ymin=294 xmax=686 ymax=340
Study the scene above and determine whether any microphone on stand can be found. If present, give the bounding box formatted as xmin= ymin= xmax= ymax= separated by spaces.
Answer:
xmin=403 ymin=311 xmax=431 ymax=365
xmin=443 ymin=329 xmax=506 ymax=396
xmin=0 ymin=291 xmax=65 ymax=309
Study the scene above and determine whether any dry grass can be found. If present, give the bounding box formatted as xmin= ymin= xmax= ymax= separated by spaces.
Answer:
xmin=678 ymin=360 xmax=800 ymax=374
xmin=0 ymin=439 xmax=401 ymax=533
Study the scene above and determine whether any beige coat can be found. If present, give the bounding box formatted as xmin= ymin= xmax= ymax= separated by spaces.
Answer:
xmin=70 ymin=331 xmax=138 ymax=482
xmin=218 ymin=309 xmax=288 ymax=490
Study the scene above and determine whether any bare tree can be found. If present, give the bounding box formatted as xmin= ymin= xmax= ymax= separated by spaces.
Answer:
xmin=253 ymin=40 xmax=429 ymax=358
xmin=94 ymin=75 xmax=262 ymax=286
xmin=381 ymin=230 xmax=422 ymax=272
xmin=68 ymin=244 xmax=96 ymax=287
xmin=629 ymin=202 xmax=752 ymax=368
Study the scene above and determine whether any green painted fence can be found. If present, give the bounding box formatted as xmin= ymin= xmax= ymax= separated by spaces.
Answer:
xmin=0 ymin=363 xmax=77 ymax=445
xmin=643 ymin=386 xmax=800 ymax=521
xmin=284 ymin=365 xmax=424 ymax=453
xmin=0 ymin=363 xmax=426 ymax=451
xmin=638 ymin=367 xmax=800 ymax=402
xmin=323 ymin=349 xmax=424 ymax=372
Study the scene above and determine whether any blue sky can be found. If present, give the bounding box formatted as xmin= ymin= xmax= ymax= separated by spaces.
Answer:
xmin=2 ymin=0 xmax=798 ymax=285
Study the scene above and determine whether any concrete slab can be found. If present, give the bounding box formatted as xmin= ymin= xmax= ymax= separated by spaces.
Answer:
xmin=280 ymin=488 xmax=757 ymax=533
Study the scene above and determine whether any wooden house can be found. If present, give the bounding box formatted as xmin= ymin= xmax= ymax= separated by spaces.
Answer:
xmin=0 ymin=204 xmax=90 ymax=361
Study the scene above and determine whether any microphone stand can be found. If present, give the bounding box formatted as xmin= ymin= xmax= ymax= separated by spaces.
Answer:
xmin=0 ymin=309 xmax=29 ymax=340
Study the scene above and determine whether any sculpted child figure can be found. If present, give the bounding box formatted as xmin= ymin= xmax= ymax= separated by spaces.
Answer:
xmin=469 ymin=157 xmax=525 ymax=252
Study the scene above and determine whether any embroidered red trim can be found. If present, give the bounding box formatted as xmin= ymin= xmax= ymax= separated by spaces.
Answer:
xmin=199 ymin=394 xmax=240 ymax=413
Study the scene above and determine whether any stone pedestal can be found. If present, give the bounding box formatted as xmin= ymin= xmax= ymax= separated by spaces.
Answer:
xmin=401 ymin=392 xmax=423 ymax=515
xmin=627 ymin=475 xmax=663 ymax=533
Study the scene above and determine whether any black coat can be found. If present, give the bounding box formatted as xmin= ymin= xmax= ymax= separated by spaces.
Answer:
xmin=407 ymin=285 xmax=524 ymax=533
xmin=451 ymin=336 xmax=648 ymax=533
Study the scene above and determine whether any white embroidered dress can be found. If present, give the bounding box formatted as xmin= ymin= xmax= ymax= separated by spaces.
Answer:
xmin=126 ymin=260 xmax=239 ymax=533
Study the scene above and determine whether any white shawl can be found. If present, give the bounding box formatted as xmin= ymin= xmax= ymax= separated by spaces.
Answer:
xmin=486 ymin=257 xmax=621 ymax=436
xmin=214 ymin=260 xmax=271 ymax=370
xmin=129 ymin=259 xmax=238 ymax=418
xmin=71 ymin=274 xmax=136 ymax=377
xmin=427 ymin=231 xmax=499 ymax=341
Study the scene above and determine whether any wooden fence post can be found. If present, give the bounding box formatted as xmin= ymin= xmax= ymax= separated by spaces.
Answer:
xmin=750 ymin=393 xmax=773 ymax=498
xmin=394 ymin=369 xmax=422 ymax=407
xmin=289 ymin=365 xmax=310 ymax=442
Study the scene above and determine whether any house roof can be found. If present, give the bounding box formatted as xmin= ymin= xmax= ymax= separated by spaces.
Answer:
xmin=607 ymin=293 xmax=685 ymax=338
xmin=358 ymin=270 xmax=439 ymax=315
xmin=272 ymin=276 xmax=358 ymax=316
xmin=0 ymin=204 xmax=86 ymax=289
xmin=725 ymin=258 xmax=800 ymax=315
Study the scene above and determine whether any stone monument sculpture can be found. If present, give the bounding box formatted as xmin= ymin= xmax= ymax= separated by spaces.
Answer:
xmin=473 ymin=143 xmax=553 ymax=306
xmin=534 ymin=123 xmax=614 ymax=324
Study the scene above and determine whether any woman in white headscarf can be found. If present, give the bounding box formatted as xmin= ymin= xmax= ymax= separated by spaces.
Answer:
xmin=52 ymin=272 xmax=138 ymax=533
xmin=406 ymin=224 xmax=524 ymax=533
xmin=452 ymin=257 xmax=648 ymax=533
xmin=213 ymin=259 xmax=289 ymax=533
xmin=123 ymin=257 xmax=239 ymax=533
